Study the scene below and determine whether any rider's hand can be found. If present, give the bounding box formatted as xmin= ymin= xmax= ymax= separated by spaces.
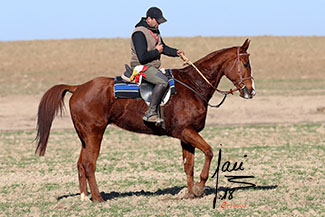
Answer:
xmin=155 ymin=44 xmax=163 ymax=53
xmin=177 ymin=50 xmax=188 ymax=63
xmin=177 ymin=50 xmax=185 ymax=57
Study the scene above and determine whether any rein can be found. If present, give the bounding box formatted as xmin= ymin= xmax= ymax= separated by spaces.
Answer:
xmin=177 ymin=48 xmax=253 ymax=108
xmin=180 ymin=53 xmax=238 ymax=95
xmin=174 ymin=78 xmax=227 ymax=108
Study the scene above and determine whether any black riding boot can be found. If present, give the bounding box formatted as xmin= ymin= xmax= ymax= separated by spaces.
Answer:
xmin=121 ymin=64 xmax=133 ymax=82
xmin=143 ymin=84 xmax=167 ymax=122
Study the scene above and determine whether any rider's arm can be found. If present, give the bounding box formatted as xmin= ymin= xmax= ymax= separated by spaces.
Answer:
xmin=161 ymin=38 xmax=178 ymax=57
xmin=132 ymin=31 xmax=160 ymax=65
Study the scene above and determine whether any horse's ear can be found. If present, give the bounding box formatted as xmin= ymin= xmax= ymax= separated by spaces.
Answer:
xmin=241 ymin=38 xmax=250 ymax=51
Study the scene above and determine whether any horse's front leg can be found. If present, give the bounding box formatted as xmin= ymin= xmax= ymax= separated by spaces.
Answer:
xmin=181 ymin=141 xmax=195 ymax=198
xmin=180 ymin=128 xmax=214 ymax=197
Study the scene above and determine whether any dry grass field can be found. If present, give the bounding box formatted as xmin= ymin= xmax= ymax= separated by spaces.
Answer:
xmin=0 ymin=36 xmax=324 ymax=95
xmin=0 ymin=36 xmax=324 ymax=216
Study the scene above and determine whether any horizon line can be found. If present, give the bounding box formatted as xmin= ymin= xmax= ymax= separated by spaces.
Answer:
xmin=1 ymin=35 xmax=324 ymax=43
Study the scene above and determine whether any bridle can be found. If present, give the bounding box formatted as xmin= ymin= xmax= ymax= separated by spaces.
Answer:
xmin=227 ymin=47 xmax=254 ymax=93
xmin=175 ymin=47 xmax=254 ymax=108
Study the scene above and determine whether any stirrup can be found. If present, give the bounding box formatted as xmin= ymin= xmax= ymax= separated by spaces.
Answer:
xmin=143 ymin=113 xmax=158 ymax=122
xmin=155 ymin=117 xmax=164 ymax=126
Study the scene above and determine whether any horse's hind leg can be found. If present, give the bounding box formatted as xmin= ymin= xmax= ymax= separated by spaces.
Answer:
xmin=74 ymin=121 xmax=106 ymax=202
xmin=77 ymin=148 xmax=88 ymax=201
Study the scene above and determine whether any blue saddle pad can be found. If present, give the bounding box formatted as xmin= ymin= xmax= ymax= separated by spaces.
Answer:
xmin=114 ymin=77 xmax=141 ymax=99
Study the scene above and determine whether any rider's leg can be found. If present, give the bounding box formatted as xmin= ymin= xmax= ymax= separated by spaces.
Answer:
xmin=143 ymin=66 xmax=169 ymax=122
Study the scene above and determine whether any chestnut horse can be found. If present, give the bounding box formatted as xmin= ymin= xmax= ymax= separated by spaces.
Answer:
xmin=35 ymin=39 xmax=255 ymax=202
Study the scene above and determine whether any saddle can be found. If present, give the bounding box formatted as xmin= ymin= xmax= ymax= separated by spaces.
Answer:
xmin=114 ymin=65 xmax=176 ymax=106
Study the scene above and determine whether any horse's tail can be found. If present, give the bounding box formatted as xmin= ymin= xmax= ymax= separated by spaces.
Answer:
xmin=35 ymin=84 xmax=79 ymax=156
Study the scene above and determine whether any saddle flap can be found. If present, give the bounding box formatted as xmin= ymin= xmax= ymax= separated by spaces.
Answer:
xmin=139 ymin=82 xmax=171 ymax=106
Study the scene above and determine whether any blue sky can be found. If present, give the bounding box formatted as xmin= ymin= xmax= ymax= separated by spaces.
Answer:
xmin=0 ymin=0 xmax=324 ymax=41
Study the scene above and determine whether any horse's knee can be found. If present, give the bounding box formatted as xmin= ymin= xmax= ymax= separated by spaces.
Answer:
xmin=205 ymin=148 xmax=213 ymax=160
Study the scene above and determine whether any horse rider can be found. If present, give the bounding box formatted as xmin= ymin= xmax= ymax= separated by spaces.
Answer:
xmin=127 ymin=7 xmax=184 ymax=122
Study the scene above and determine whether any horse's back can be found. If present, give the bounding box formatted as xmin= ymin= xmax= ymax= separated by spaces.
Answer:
xmin=72 ymin=76 xmax=114 ymax=97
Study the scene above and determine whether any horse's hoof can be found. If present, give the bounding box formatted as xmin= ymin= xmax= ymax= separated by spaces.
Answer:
xmin=91 ymin=196 xmax=105 ymax=202
xmin=193 ymin=183 xmax=205 ymax=197
xmin=182 ymin=192 xmax=195 ymax=199
xmin=80 ymin=193 xmax=90 ymax=202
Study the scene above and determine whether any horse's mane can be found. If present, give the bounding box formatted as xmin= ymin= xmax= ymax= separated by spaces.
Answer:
xmin=179 ymin=46 xmax=236 ymax=72
xmin=173 ymin=47 xmax=237 ymax=82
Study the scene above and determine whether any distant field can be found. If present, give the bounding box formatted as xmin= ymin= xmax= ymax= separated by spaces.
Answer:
xmin=0 ymin=36 xmax=324 ymax=96
xmin=0 ymin=124 xmax=324 ymax=216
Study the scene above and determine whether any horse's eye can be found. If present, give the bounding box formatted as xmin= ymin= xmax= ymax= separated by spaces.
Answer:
xmin=243 ymin=63 xmax=249 ymax=68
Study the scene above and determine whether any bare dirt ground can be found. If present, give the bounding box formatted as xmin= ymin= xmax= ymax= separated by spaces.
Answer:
xmin=0 ymin=93 xmax=324 ymax=131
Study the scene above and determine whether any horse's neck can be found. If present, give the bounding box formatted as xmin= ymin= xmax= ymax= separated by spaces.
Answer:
xmin=174 ymin=49 xmax=231 ymax=101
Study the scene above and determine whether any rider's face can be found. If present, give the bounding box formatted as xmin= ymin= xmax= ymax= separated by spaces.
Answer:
xmin=146 ymin=17 xmax=159 ymax=29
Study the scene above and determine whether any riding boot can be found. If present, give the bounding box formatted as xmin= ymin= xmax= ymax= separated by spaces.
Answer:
xmin=143 ymin=84 xmax=167 ymax=122
xmin=121 ymin=64 xmax=134 ymax=82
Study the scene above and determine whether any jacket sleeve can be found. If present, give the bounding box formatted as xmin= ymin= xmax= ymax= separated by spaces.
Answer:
xmin=132 ymin=31 xmax=160 ymax=65
xmin=161 ymin=38 xmax=178 ymax=57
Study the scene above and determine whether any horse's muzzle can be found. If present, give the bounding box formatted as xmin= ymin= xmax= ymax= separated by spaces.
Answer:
xmin=240 ymin=86 xmax=256 ymax=99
